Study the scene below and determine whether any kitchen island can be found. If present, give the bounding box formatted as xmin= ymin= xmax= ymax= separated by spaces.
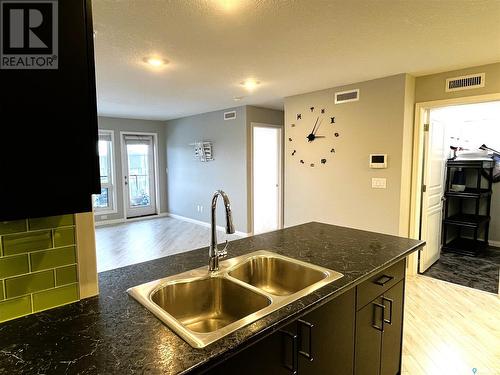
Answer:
xmin=0 ymin=222 xmax=423 ymax=374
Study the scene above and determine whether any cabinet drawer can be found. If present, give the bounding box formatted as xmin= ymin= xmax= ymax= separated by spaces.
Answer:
xmin=356 ymin=260 xmax=405 ymax=310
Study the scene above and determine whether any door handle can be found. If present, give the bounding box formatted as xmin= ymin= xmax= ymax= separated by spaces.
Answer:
xmin=372 ymin=303 xmax=385 ymax=332
xmin=298 ymin=319 xmax=314 ymax=362
xmin=124 ymin=176 xmax=128 ymax=185
xmin=382 ymin=297 xmax=393 ymax=325
xmin=280 ymin=330 xmax=298 ymax=374
xmin=374 ymin=274 xmax=394 ymax=286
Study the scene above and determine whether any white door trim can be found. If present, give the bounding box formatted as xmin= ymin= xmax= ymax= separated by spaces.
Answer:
xmin=250 ymin=122 xmax=284 ymax=234
xmin=407 ymin=93 xmax=500 ymax=275
xmin=120 ymin=131 xmax=160 ymax=219
xmin=94 ymin=129 xmax=118 ymax=216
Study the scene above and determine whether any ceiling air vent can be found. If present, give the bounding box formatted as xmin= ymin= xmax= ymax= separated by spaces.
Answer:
xmin=445 ymin=73 xmax=485 ymax=92
xmin=224 ymin=111 xmax=236 ymax=120
xmin=335 ymin=89 xmax=359 ymax=104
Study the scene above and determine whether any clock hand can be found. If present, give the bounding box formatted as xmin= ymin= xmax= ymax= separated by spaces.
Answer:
xmin=310 ymin=117 xmax=319 ymax=135
xmin=306 ymin=117 xmax=321 ymax=142
xmin=313 ymin=119 xmax=323 ymax=135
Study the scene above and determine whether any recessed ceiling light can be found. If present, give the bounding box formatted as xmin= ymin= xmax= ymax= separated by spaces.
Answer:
xmin=240 ymin=79 xmax=260 ymax=91
xmin=143 ymin=57 xmax=169 ymax=67
xmin=233 ymin=96 xmax=245 ymax=101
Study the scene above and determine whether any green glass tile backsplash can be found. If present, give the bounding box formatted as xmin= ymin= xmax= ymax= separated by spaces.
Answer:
xmin=2 ymin=230 xmax=52 ymax=256
xmin=33 ymin=284 xmax=78 ymax=312
xmin=5 ymin=270 xmax=55 ymax=298
xmin=0 ymin=220 xmax=27 ymax=235
xmin=54 ymin=228 xmax=75 ymax=247
xmin=30 ymin=246 xmax=76 ymax=272
xmin=28 ymin=214 xmax=74 ymax=231
xmin=56 ymin=265 xmax=78 ymax=286
xmin=0 ymin=214 xmax=80 ymax=323
xmin=0 ymin=254 xmax=29 ymax=279
xmin=0 ymin=296 xmax=32 ymax=322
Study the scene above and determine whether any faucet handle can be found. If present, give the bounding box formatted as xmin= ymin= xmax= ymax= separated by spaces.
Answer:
xmin=218 ymin=240 xmax=229 ymax=258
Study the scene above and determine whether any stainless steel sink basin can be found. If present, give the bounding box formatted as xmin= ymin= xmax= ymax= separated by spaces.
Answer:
xmin=150 ymin=277 xmax=271 ymax=334
xmin=228 ymin=255 xmax=327 ymax=296
xmin=128 ymin=250 xmax=343 ymax=348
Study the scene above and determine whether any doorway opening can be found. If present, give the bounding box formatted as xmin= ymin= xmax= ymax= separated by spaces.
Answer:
xmin=251 ymin=123 xmax=283 ymax=234
xmin=415 ymin=100 xmax=500 ymax=293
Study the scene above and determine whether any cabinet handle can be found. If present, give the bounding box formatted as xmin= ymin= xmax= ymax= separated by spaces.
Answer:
xmin=280 ymin=330 xmax=298 ymax=374
xmin=374 ymin=274 xmax=394 ymax=286
xmin=298 ymin=319 xmax=314 ymax=362
xmin=372 ymin=303 xmax=385 ymax=332
xmin=382 ymin=297 xmax=393 ymax=324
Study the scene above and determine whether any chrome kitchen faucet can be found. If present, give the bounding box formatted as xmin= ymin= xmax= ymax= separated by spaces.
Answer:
xmin=209 ymin=190 xmax=235 ymax=271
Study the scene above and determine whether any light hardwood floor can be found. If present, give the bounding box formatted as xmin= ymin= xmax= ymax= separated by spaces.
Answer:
xmin=95 ymin=216 xmax=240 ymax=272
xmin=403 ymin=275 xmax=500 ymax=375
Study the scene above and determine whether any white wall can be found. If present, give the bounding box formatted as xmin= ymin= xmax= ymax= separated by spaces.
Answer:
xmin=165 ymin=106 xmax=283 ymax=233
xmin=284 ymin=74 xmax=413 ymax=235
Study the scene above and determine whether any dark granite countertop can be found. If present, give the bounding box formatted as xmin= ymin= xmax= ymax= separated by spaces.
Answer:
xmin=0 ymin=222 xmax=423 ymax=375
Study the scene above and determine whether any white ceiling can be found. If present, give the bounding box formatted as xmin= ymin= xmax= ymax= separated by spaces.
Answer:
xmin=92 ymin=0 xmax=500 ymax=121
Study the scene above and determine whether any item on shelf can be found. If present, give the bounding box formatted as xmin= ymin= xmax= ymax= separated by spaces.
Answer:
xmin=449 ymin=145 xmax=458 ymax=159
xmin=479 ymin=144 xmax=500 ymax=182
xmin=450 ymin=168 xmax=466 ymax=192
xmin=455 ymin=149 xmax=491 ymax=160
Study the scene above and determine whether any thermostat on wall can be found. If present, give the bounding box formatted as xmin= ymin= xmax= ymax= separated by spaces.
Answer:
xmin=369 ymin=154 xmax=387 ymax=168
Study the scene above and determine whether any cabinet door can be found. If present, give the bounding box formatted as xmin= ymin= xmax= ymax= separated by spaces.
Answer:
xmin=298 ymin=288 xmax=355 ymax=375
xmin=355 ymin=298 xmax=384 ymax=375
xmin=0 ymin=0 xmax=100 ymax=221
xmin=205 ymin=323 xmax=297 ymax=375
xmin=380 ymin=281 xmax=404 ymax=375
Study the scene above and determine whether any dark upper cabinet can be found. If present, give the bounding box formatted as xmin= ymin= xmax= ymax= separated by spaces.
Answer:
xmin=0 ymin=0 xmax=100 ymax=221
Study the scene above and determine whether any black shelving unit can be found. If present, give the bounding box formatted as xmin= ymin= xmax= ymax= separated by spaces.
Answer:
xmin=442 ymin=159 xmax=494 ymax=256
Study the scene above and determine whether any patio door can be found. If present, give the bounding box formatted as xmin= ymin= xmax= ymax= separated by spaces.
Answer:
xmin=122 ymin=134 xmax=157 ymax=218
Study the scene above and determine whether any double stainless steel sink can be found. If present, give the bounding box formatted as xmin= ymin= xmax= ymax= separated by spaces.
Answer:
xmin=127 ymin=250 xmax=343 ymax=348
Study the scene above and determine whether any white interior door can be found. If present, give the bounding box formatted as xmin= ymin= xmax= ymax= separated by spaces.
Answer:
xmin=419 ymin=115 xmax=447 ymax=272
xmin=122 ymin=134 xmax=157 ymax=218
xmin=252 ymin=124 xmax=282 ymax=234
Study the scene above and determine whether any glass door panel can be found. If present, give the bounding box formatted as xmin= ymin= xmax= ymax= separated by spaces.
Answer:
xmin=123 ymin=134 xmax=156 ymax=218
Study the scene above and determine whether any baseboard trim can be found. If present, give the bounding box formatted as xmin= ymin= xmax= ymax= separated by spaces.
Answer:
xmin=489 ymin=240 xmax=500 ymax=248
xmin=166 ymin=212 xmax=250 ymax=237
xmin=95 ymin=212 xmax=168 ymax=227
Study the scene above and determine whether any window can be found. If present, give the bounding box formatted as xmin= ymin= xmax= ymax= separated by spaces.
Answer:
xmin=93 ymin=130 xmax=116 ymax=213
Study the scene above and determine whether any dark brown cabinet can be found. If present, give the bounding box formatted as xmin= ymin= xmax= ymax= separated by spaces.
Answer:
xmin=206 ymin=289 xmax=356 ymax=375
xmin=380 ymin=281 xmax=404 ymax=375
xmin=204 ymin=261 xmax=406 ymax=375
xmin=354 ymin=261 xmax=406 ymax=375
xmin=297 ymin=289 xmax=355 ymax=375
xmin=0 ymin=0 xmax=100 ymax=221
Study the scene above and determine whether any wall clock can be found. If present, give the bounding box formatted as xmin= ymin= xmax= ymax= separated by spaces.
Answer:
xmin=288 ymin=106 xmax=340 ymax=167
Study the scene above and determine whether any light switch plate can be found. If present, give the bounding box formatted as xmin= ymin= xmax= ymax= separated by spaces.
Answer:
xmin=372 ymin=178 xmax=387 ymax=189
